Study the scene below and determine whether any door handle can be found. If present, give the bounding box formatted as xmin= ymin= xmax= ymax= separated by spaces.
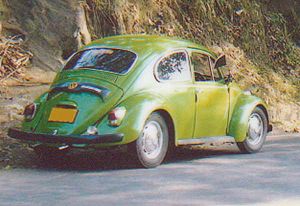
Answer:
xmin=195 ymin=88 xmax=204 ymax=94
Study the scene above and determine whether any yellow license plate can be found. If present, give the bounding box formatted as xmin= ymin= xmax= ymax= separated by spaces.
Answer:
xmin=48 ymin=107 xmax=78 ymax=123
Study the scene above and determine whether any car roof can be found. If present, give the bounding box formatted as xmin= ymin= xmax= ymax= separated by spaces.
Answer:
xmin=84 ymin=35 xmax=218 ymax=59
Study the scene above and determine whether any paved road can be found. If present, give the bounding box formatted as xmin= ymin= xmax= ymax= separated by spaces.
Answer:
xmin=0 ymin=133 xmax=299 ymax=206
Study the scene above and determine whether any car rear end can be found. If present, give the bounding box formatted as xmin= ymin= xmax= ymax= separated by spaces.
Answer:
xmin=8 ymin=47 xmax=138 ymax=149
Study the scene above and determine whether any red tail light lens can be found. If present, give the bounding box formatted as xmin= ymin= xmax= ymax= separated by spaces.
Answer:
xmin=108 ymin=107 xmax=126 ymax=127
xmin=23 ymin=103 xmax=37 ymax=121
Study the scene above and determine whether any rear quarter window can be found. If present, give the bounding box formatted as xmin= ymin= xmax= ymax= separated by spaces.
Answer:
xmin=156 ymin=51 xmax=191 ymax=82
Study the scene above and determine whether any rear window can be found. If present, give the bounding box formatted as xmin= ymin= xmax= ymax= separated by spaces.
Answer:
xmin=63 ymin=48 xmax=137 ymax=74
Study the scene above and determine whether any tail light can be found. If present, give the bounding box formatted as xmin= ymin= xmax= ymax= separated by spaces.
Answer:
xmin=108 ymin=107 xmax=126 ymax=127
xmin=23 ymin=103 xmax=37 ymax=121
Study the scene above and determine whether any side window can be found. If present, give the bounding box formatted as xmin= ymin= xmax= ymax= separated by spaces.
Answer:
xmin=156 ymin=52 xmax=191 ymax=81
xmin=191 ymin=53 xmax=213 ymax=81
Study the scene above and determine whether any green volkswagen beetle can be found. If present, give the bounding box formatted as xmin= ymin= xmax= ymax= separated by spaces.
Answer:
xmin=8 ymin=35 xmax=272 ymax=168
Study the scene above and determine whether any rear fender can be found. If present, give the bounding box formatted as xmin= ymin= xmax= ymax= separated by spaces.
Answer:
xmin=228 ymin=94 xmax=268 ymax=142
xmin=97 ymin=93 xmax=166 ymax=145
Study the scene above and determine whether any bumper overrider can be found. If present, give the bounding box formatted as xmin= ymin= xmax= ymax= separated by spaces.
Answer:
xmin=8 ymin=128 xmax=124 ymax=145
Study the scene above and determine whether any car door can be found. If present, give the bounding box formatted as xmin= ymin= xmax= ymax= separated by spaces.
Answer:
xmin=189 ymin=50 xmax=230 ymax=138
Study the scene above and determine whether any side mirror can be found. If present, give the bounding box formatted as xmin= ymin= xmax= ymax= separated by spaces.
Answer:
xmin=224 ymin=71 xmax=233 ymax=83
xmin=215 ymin=55 xmax=226 ymax=69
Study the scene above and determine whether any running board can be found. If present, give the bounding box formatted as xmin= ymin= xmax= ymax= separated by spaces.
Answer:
xmin=177 ymin=136 xmax=235 ymax=146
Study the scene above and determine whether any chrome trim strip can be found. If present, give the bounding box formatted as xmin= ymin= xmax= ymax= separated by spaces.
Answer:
xmin=80 ymin=85 xmax=103 ymax=94
xmin=48 ymin=82 xmax=111 ymax=100
xmin=177 ymin=136 xmax=235 ymax=146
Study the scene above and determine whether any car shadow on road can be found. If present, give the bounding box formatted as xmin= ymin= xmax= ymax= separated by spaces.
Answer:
xmin=167 ymin=146 xmax=241 ymax=164
xmin=31 ymin=145 xmax=241 ymax=171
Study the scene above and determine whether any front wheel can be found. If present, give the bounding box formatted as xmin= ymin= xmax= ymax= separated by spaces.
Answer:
xmin=237 ymin=107 xmax=268 ymax=153
xmin=129 ymin=113 xmax=169 ymax=168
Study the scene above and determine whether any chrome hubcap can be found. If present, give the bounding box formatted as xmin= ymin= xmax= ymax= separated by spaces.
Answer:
xmin=141 ymin=121 xmax=163 ymax=159
xmin=247 ymin=113 xmax=264 ymax=145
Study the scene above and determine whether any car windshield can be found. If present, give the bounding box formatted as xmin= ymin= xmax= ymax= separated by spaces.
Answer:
xmin=63 ymin=48 xmax=137 ymax=74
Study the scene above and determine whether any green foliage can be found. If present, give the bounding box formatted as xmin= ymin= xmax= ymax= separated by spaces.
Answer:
xmin=268 ymin=13 xmax=286 ymax=24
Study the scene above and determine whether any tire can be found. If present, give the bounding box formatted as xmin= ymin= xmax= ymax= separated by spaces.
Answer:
xmin=237 ymin=107 xmax=268 ymax=153
xmin=34 ymin=145 xmax=69 ymax=161
xmin=130 ymin=112 xmax=169 ymax=168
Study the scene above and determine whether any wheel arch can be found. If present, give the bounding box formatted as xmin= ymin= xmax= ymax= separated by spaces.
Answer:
xmin=153 ymin=109 xmax=175 ymax=148
xmin=257 ymin=104 xmax=269 ymax=123
xmin=228 ymin=94 xmax=268 ymax=142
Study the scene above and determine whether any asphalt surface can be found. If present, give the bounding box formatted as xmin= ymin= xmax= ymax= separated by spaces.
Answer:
xmin=0 ymin=133 xmax=299 ymax=206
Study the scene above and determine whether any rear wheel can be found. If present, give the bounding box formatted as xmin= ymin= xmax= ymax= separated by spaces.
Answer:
xmin=130 ymin=113 xmax=169 ymax=168
xmin=237 ymin=107 xmax=268 ymax=153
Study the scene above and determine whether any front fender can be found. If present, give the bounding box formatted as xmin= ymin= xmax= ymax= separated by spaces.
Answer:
xmin=228 ymin=93 xmax=267 ymax=142
xmin=97 ymin=93 xmax=166 ymax=145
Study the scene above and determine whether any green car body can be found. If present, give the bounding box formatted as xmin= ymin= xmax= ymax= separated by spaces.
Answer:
xmin=8 ymin=35 xmax=271 ymax=167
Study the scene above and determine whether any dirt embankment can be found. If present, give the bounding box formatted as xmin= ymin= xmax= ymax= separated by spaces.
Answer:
xmin=1 ymin=0 xmax=92 ymax=71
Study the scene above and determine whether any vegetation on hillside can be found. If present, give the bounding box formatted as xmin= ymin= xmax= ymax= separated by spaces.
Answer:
xmin=83 ymin=0 xmax=300 ymax=130
xmin=84 ymin=0 xmax=299 ymax=74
